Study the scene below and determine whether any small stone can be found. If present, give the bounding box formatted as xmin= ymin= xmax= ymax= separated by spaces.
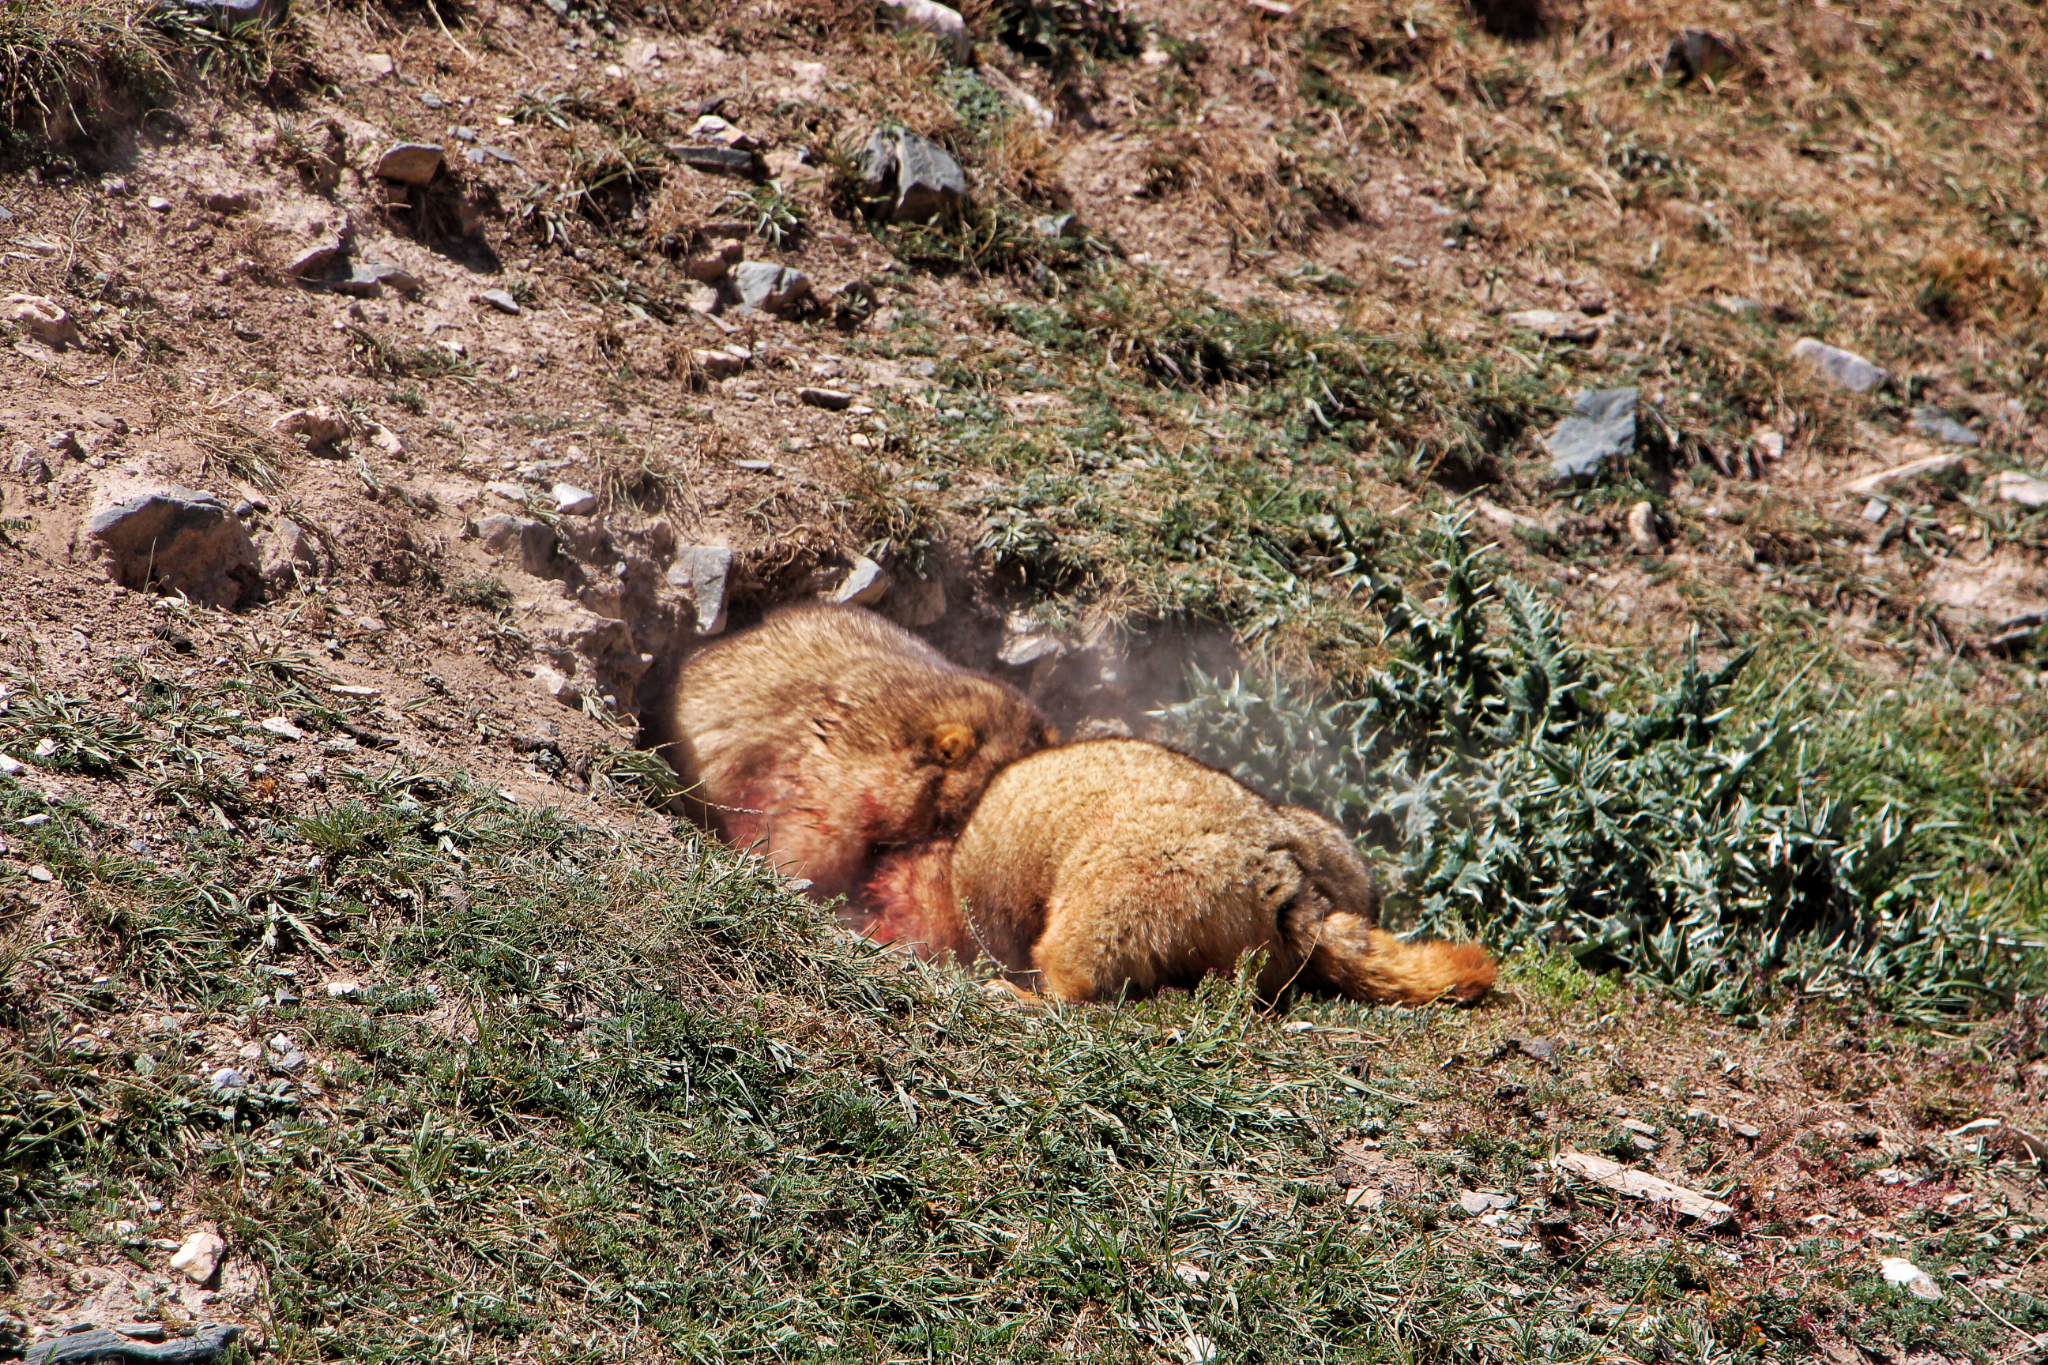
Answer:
xmin=733 ymin=459 xmax=775 ymax=473
xmin=363 ymin=52 xmax=394 ymax=77
xmin=689 ymin=115 xmax=760 ymax=152
xmin=1181 ymin=1333 xmax=1219 ymax=1364
xmin=530 ymin=665 xmax=581 ymax=704
xmin=476 ymin=513 xmax=559 ymax=575
xmin=453 ymin=125 xmax=477 ymax=143
xmin=272 ymin=405 xmax=350 ymax=451
xmin=693 ymin=348 xmax=746 ymax=379
xmin=1861 ymin=498 xmax=1889 ymax=525
xmin=667 ymin=545 xmax=734 ymax=635
xmin=0 ymin=754 xmax=22 ymax=776
xmin=419 ymin=91 xmax=445 ymax=111
xmin=726 ymin=262 xmax=811 ymax=315
xmin=168 ymin=1231 xmax=225 ymax=1285
xmin=877 ymin=0 xmax=970 ymax=62
xmin=146 ymin=196 xmax=172 ymax=212
xmin=84 ymin=484 xmax=261 ymax=609
xmin=1880 ymin=1257 xmax=1943 ymax=1302
xmin=478 ymin=289 xmax=521 ymax=315
xmin=551 ymin=482 xmax=598 ymax=515
xmin=374 ymin=142 xmax=444 ymax=186
xmin=1663 ymin=28 xmax=1740 ymax=81
xmin=827 ymin=555 xmax=890 ymax=607
xmin=200 ymin=188 xmax=258 ymax=214
xmin=1909 ymin=406 xmax=1982 ymax=447
xmin=464 ymin=145 xmax=519 ymax=166
xmin=366 ymin=423 xmax=405 ymax=456
xmin=798 ymin=387 xmax=855 ymax=411
xmin=324 ymin=980 xmax=361 ymax=998
xmin=286 ymin=239 xmax=346 ymax=280
xmin=277 ymin=1050 xmax=308 ymax=1073
xmin=1625 ymin=500 xmax=1662 ymax=552
xmin=26 ymin=865 xmax=53 ymax=883
xmin=890 ymin=130 xmax=967 ymax=224
xmin=237 ymin=1041 xmax=263 ymax=1061
xmin=683 ymin=241 xmax=744 ymax=284
xmin=672 ymin=144 xmax=759 ymax=174
xmin=4 ymin=295 xmax=80 ymax=348
xmin=260 ymin=717 xmax=306 ymax=741
xmin=1790 ymin=337 xmax=1888 ymax=393
xmin=1507 ymin=309 xmax=1601 ymax=343
xmin=1458 ymin=1190 xmax=1514 ymax=1215
xmin=1993 ymin=470 xmax=2048 ymax=509
xmin=1545 ymin=387 xmax=1637 ymax=482
xmin=1754 ymin=429 xmax=1785 ymax=460
xmin=484 ymin=480 xmax=529 ymax=503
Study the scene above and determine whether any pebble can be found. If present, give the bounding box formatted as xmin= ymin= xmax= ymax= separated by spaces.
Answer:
xmin=168 ymin=1231 xmax=225 ymax=1285
xmin=0 ymin=754 xmax=21 ymax=776
xmin=1790 ymin=337 xmax=1888 ymax=393
xmin=551 ymin=482 xmax=598 ymax=515
xmin=146 ymin=197 xmax=171 ymax=212
xmin=1507 ymin=309 xmax=1600 ymax=344
xmin=207 ymin=1068 xmax=247 ymax=1090
xmin=1993 ymin=470 xmax=2048 ymax=508
xmin=1909 ymin=406 xmax=1982 ymax=447
xmin=324 ymin=980 xmax=362 ymax=998
xmin=798 ymin=387 xmax=855 ymax=410
xmin=1458 ymin=1190 xmax=1514 ymax=1215
xmin=373 ymin=142 xmax=445 ymax=187
xmin=1625 ymin=501 xmax=1662 ymax=552
xmin=17 ymin=813 xmax=50 ymax=827
xmin=479 ymin=289 xmax=521 ymax=315
xmin=1546 ymin=387 xmax=1638 ymax=482
xmin=26 ymin=865 xmax=53 ymax=883
xmin=827 ymin=555 xmax=889 ymax=607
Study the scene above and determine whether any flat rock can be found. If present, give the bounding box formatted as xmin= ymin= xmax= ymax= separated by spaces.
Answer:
xmin=1908 ymin=406 xmax=1981 ymax=447
xmin=726 ymin=261 xmax=811 ymax=315
xmin=672 ymin=144 xmax=759 ymax=174
xmin=666 ymin=545 xmax=733 ymax=634
xmin=286 ymin=239 xmax=347 ymax=280
xmin=551 ymin=482 xmax=598 ymax=515
xmin=1840 ymin=452 xmax=1968 ymax=496
xmin=827 ymin=555 xmax=890 ymax=607
xmin=477 ymin=513 xmax=559 ymax=574
xmin=181 ymin=0 xmax=287 ymax=28
xmin=799 ymin=387 xmax=855 ymax=410
xmin=84 ymin=484 xmax=261 ymax=609
xmin=878 ymin=0 xmax=970 ymax=63
xmin=684 ymin=241 xmax=744 ymax=284
xmin=478 ymin=289 xmax=521 ymax=315
xmin=168 ymin=1230 xmax=225 ymax=1285
xmin=1457 ymin=1190 xmax=1514 ymax=1215
xmin=1545 ymin=387 xmax=1637 ymax=482
xmin=1993 ymin=470 xmax=2048 ymax=508
xmin=4 ymin=294 xmax=79 ymax=348
xmin=1552 ymin=1151 xmax=1733 ymax=1223
xmin=1791 ymin=337 xmax=1888 ymax=393
xmin=1508 ymin=309 xmax=1600 ymax=343
xmin=892 ymin=130 xmax=967 ymax=223
xmin=374 ymin=142 xmax=444 ymax=186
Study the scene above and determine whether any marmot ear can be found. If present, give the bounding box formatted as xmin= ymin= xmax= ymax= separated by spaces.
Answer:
xmin=931 ymin=722 xmax=976 ymax=765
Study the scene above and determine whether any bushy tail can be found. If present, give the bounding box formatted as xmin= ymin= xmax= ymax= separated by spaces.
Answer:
xmin=1300 ymin=912 xmax=1497 ymax=1005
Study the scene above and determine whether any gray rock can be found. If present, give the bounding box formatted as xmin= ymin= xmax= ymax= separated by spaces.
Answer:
xmin=9 ymin=451 xmax=52 ymax=485
xmin=24 ymin=1322 xmax=243 ymax=1365
xmin=892 ymin=130 xmax=967 ymax=223
xmin=1664 ymin=28 xmax=1739 ymax=81
xmin=671 ymin=145 xmax=760 ymax=174
xmin=4 ymin=294 xmax=79 ymax=347
xmin=859 ymin=127 xmax=968 ymax=223
xmin=878 ymin=0 xmax=970 ymax=62
xmin=1545 ymin=388 xmax=1637 ymax=482
xmin=181 ymin=0 xmax=287 ymax=29
xmin=257 ymin=517 xmax=321 ymax=589
xmin=667 ymin=545 xmax=733 ymax=634
xmin=477 ymin=513 xmax=559 ymax=575
xmin=85 ymin=485 xmax=261 ymax=608
xmin=1908 ymin=407 xmax=1981 ymax=447
xmin=463 ymin=145 xmax=519 ymax=166
xmin=726 ymin=261 xmax=811 ymax=315
xmin=286 ymin=239 xmax=346 ymax=280
xmin=322 ymin=261 xmax=422 ymax=299
xmin=827 ymin=555 xmax=890 ymax=607
xmin=479 ymin=288 xmax=521 ymax=315
xmin=551 ymin=482 xmax=598 ymax=515
xmin=374 ymin=143 xmax=444 ymax=186
xmin=1791 ymin=337 xmax=1888 ymax=393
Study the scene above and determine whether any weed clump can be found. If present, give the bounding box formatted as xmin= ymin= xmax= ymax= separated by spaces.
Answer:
xmin=1162 ymin=519 xmax=2045 ymax=1023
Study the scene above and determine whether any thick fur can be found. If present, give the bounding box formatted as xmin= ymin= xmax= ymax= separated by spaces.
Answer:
xmin=664 ymin=604 xmax=1054 ymax=903
xmin=892 ymin=739 xmax=1496 ymax=1006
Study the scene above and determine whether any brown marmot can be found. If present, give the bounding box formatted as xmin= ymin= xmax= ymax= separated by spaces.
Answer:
xmin=663 ymin=604 xmax=1054 ymax=906
xmin=859 ymin=739 xmax=1497 ymax=1006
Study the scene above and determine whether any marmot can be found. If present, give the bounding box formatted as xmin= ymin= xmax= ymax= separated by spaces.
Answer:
xmin=664 ymin=604 xmax=1054 ymax=905
xmin=860 ymin=739 xmax=1496 ymax=1006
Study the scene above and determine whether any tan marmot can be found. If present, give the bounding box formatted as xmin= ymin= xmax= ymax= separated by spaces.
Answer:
xmin=663 ymin=604 xmax=1054 ymax=905
xmin=860 ymin=739 xmax=1496 ymax=1006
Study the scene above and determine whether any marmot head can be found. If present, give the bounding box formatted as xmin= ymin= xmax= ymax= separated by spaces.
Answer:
xmin=919 ymin=689 xmax=1056 ymax=830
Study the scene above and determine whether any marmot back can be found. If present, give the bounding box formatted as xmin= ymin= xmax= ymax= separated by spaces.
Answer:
xmin=938 ymin=739 xmax=1495 ymax=1006
xmin=665 ymin=604 xmax=1053 ymax=904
